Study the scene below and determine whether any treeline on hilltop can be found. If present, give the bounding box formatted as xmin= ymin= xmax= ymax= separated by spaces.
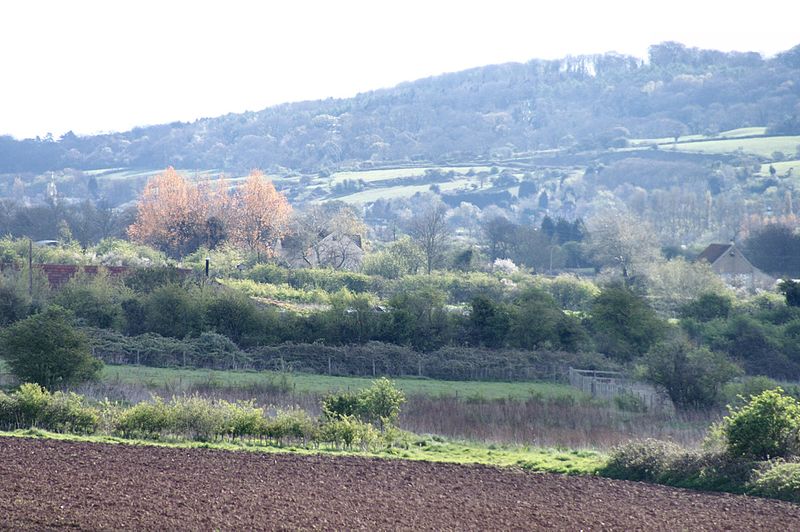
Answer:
xmin=1 ymin=42 xmax=799 ymax=173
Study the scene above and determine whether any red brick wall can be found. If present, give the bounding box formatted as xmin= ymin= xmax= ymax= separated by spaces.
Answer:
xmin=39 ymin=265 xmax=132 ymax=289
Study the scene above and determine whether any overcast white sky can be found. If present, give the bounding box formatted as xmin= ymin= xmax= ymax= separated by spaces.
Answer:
xmin=1 ymin=0 xmax=798 ymax=140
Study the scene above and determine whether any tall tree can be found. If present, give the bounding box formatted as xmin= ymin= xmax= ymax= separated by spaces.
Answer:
xmin=407 ymin=197 xmax=451 ymax=274
xmin=128 ymin=167 xmax=209 ymax=256
xmin=228 ymin=170 xmax=291 ymax=259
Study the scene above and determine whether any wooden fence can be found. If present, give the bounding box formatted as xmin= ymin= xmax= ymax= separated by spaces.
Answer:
xmin=568 ymin=368 xmax=674 ymax=412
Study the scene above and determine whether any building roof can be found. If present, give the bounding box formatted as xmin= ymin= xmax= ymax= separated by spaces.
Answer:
xmin=696 ymin=243 xmax=733 ymax=264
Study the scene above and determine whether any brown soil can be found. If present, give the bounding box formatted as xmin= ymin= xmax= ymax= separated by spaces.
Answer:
xmin=1 ymin=437 xmax=798 ymax=530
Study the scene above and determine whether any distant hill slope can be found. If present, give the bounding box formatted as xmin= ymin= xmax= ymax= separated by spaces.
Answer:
xmin=1 ymin=41 xmax=799 ymax=175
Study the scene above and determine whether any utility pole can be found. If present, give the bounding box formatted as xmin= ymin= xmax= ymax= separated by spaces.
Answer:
xmin=28 ymin=239 xmax=33 ymax=297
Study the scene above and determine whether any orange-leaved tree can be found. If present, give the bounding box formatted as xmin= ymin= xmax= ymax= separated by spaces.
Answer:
xmin=128 ymin=167 xmax=226 ymax=256
xmin=228 ymin=170 xmax=292 ymax=259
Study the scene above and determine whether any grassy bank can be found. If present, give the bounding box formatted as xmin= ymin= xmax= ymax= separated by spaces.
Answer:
xmin=0 ymin=428 xmax=604 ymax=475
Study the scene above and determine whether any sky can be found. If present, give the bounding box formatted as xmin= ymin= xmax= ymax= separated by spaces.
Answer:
xmin=1 ymin=0 xmax=799 ymax=140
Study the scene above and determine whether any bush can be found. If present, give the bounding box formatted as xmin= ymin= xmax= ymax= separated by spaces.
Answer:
xmin=642 ymin=337 xmax=741 ymax=408
xmin=749 ymin=461 xmax=800 ymax=502
xmin=0 ymin=282 xmax=29 ymax=326
xmin=142 ymin=285 xmax=204 ymax=338
xmin=265 ymin=409 xmax=317 ymax=445
xmin=319 ymin=415 xmax=379 ymax=450
xmin=168 ymin=395 xmax=226 ymax=441
xmin=0 ymin=306 xmax=102 ymax=388
xmin=52 ymin=272 xmax=128 ymax=329
xmin=723 ymin=388 xmax=800 ymax=460
xmin=359 ymin=377 xmax=405 ymax=431
xmin=0 ymin=383 xmax=98 ymax=434
xmin=115 ymin=398 xmax=172 ymax=438
xmin=601 ymin=439 xmax=685 ymax=482
xmin=247 ymin=263 xmax=288 ymax=285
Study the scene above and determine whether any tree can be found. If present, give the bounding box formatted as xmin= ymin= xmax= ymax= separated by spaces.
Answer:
xmin=407 ymin=197 xmax=451 ymax=274
xmin=228 ymin=170 xmax=291 ymax=260
xmin=358 ymin=377 xmax=406 ymax=432
xmin=128 ymin=168 xmax=221 ymax=257
xmin=468 ymin=295 xmax=510 ymax=348
xmin=723 ymin=388 xmax=800 ymax=460
xmin=780 ymin=279 xmax=800 ymax=307
xmin=586 ymin=211 xmax=662 ymax=280
xmin=643 ymin=336 xmax=741 ymax=408
xmin=291 ymin=202 xmax=366 ymax=269
xmin=0 ymin=306 xmax=102 ymax=388
xmin=589 ymin=285 xmax=665 ymax=362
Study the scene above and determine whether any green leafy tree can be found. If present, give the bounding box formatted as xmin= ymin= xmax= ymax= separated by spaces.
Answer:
xmin=779 ymin=279 xmax=800 ymax=307
xmin=589 ymin=285 xmax=665 ymax=362
xmin=723 ymin=388 xmax=800 ymax=460
xmin=358 ymin=377 xmax=406 ymax=432
xmin=468 ymin=295 xmax=510 ymax=348
xmin=643 ymin=337 xmax=741 ymax=408
xmin=0 ymin=306 xmax=102 ymax=388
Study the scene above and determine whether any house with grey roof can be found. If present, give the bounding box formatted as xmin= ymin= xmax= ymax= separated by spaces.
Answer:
xmin=696 ymin=242 xmax=774 ymax=292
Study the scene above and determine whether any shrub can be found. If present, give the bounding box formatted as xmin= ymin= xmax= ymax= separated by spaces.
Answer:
xmin=723 ymin=388 xmax=800 ymax=460
xmin=359 ymin=377 xmax=405 ymax=431
xmin=265 ymin=409 xmax=317 ymax=445
xmin=115 ymin=398 xmax=172 ymax=438
xmin=642 ymin=337 xmax=741 ymax=408
xmin=322 ymin=392 xmax=362 ymax=420
xmin=142 ymin=284 xmax=204 ymax=338
xmin=247 ymin=263 xmax=288 ymax=285
xmin=53 ymin=272 xmax=128 ymax=329
xmin=0 ymin=282 xmax=29 ymax=326
xmin=0 ymin=383 xmax=98 ymax=434
xmin=319 ymin=415 xmax=379 ymax=450
xmin=679 ymin=292 xmax=733 ymax=322
xmin=168 ymin=395 xmax=226 ymax=441
xmin=0 ymin=306 xmax=102 ymax=388
xmin=225 ymin=400 xmax=265 ymax=441
xmin=749 ymin=461 xmax=800 ymax=502
xmin=601 ymin=439 xmax=685 ymax=482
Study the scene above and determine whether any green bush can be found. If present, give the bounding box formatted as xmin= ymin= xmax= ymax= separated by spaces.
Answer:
xmin=0 ymin=306 xmax=102 ymax=388
xmin=168 ymin=395 xmax=226 ymax=441
xmin=601 ymin=439 xmax=685 ymax=482
xmin=319 ymin=415 xmax=379 ymax=450
xmin=0 ymin=383 xmax=98 ymax=434
xmin=142 ymin=284 xmax=204 ymax=338
xmin=359 ymin=377 xmax=405 ymax=431
xmin=642 ymin=337 xmax=741 ymax=408
xmin=723 ymin=388 xmax=800 ymax=460
xmin=0 ymin=281 xmax=29 ymax=326
xmin=322 ymin=391 xmax=362 ymax=420
xmin=264 ymin=409 xmax=317 ymax=445
xmin=53 ymin=272 xmax=128 ymax=329
xmin=749 ymin=461 xmax=800 ymax=502
xmin=247 ymin=263 xmax=288 ymax=285
xmin=115 ymin=398 xmax=172 ymax=438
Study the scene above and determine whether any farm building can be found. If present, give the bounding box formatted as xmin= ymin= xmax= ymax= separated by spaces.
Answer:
xmin=696 ymin=242 xmax=774 ymax=292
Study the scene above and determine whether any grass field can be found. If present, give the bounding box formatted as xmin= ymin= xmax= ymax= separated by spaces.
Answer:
xmin=100 ymin=365 xmax=585 ymax=401
xmin=0 ymin=428 xmax=604 ymax=474
xmin=671 ymin=135 xmax=800 ymax=158
xmin=333 ymin=179 xmax=475 ymax=203
xmin=629 ymin=127 xmax=770 ymax=147
xmin=758 ymin=160 xmax=800 ymax=176
xmin=327 ymin=166 xmax=494 ymax=186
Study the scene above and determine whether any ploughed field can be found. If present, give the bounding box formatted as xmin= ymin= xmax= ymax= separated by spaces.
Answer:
xmin=1 ymin=437 xmax=798 ymax=530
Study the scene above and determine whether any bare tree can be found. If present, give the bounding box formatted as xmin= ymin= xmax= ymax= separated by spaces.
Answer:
xmin=407 ymin=197 xmax=451 ymax=274
xmin=292 ymin=202 xmax=366 ymax=269
xmin=586 ymin=210 xmax=662 ymax=280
